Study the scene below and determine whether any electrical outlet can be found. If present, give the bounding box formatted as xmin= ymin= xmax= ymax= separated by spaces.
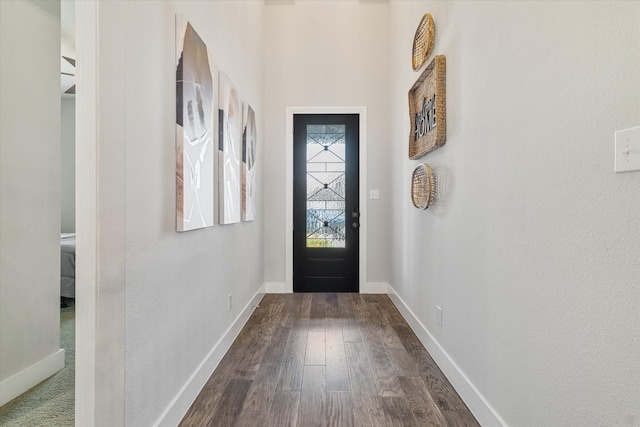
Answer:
xmin=228 ymin=294 xmax=233 ymax=311
xmin=436 ymin=306 xmax=442 ymax=326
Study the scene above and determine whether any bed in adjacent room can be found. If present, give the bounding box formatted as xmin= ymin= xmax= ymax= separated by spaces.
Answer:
xmin=60 ymin=233 xmax=76 ymax=298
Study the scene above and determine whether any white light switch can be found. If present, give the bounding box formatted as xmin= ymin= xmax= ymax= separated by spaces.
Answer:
xmin=615 ymin=126 xmax=640 ymax=173
xmin=369 ymin=190 xmax=380 ymax=200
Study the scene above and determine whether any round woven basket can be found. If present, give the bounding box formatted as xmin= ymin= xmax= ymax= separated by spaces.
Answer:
xmin=412 ymin=13 xmax=435 ymax=71
xmin=411 ymin=163 xmax=435 ymax=209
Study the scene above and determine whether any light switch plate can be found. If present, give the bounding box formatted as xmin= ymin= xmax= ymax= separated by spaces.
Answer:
xmin=369 ymin=190 xmax=380 ymax=200
xmin=615 ymin=126 xmax=640 ymax=173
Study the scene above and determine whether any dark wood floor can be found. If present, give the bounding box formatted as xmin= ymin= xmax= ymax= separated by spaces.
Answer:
xmin=179 ymin=293 xmax=480 ymax=427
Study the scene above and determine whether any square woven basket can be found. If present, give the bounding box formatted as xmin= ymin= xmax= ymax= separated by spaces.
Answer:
xmin=408 ymin=55 xmax=446 ymax=160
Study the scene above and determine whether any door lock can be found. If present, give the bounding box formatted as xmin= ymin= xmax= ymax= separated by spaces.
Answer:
xmin=352 ymin=222 xmax=359 ymax=228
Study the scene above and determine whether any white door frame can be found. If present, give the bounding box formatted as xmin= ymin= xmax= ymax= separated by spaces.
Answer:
xmin=285 ymin=107 xmax=367 ymax=293
xmin=75 ymin=1 xmax=98 ymax=424
xmin=76 ymin=1 xmax=126 ymax=425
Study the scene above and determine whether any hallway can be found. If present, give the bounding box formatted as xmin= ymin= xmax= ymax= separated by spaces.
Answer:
xmin=180 ymin=293 xmax=479 ymax=426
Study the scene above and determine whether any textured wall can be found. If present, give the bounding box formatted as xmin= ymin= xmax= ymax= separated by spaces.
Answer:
xmin=0 ymin=0 xmax=61 ymax=388
xmin=263 ymin=0 xmax=391 ymax=286
xmin=389 ymin=1 xmax=640 ymax=425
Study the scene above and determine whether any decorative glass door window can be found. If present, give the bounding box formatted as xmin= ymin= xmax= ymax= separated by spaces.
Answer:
xmin=306 ymin=124 xmax=346 ymax=247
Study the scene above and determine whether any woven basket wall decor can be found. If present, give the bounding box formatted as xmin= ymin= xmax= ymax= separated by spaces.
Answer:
xmin=411 ymin=163 xmax=435 ymax=210
xmin=412 ymin=13 xmax=435 ymax=71
xmin=408 ymin=55 xmax=446 ymax=160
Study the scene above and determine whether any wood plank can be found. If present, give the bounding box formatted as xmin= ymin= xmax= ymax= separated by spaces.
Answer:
xmin=206 ymin=379 xmax=252 ymax=427
xmin=326 ymin=392 xmax=354 ymax=427
xmin=341 ymin=318 xmax=362 ymax=342
xmin=277 ymin=319 xmax=309 ymax=391
xmin=228 ymin=304 xmax=278 ymax=356
xmin=309 ymin=296 xmax=327 ymax=331
xmin=362 ymin=294 xmax=381 ymax=303
xmin=311 ymin=293 xmax=330 ymax=323
xmin=365 ymin=299 xmax=386 ymax=325
xmin=351 ymin=397 xmax=385 ymax=427
xmin=337 ymin=292 xmax=356 ymax=317
xmin=313 ymin=293 xmax=330 ymax=304
xmin=293 ymin=293 xmax=313 ymax=320
xmin=266 ymin=391 xmax=300 ymax=427
xmin=227 ymin=327 xmax=269 ymax=362
xmin=377 ymin=296 xmax=407 ymax=326
xmin=234 ymin=409 xmax=262 ymax=427
xmin=239 ymin=327 xmax=290 ymax=414
xmin=305 ymin=330 xmax=326 ymax=365
xmin=416 ymin=356 xmax=468 ymax=411
xmin=372 ymin=300 xmax=405 ymax=349
xmin=390 ymin=321 xmax=464 ymax=412
xmin=259 ymin=293 xmax=279 ymax=306
xmin=278 ymin=293 xmax=296 ymax=327
xmin=360 ymin=322 xmax=403 ymax=397
xmin=325 ymin=319 xmax=350 ymax=391
xmin=228 ymin=318 xmax=264 ymax=353
xmin=344 ymin=342 xmax=378 ymax=395
xmin=247 ymin=296 xmax=269 ymax=323
xmin=179 ymin=353 xmax=241 ymax=426
xmin=387 ymin=347 xmax=419 ymax=377
xmin=398 ymin=376 xmax=446 ymax=426
xmin=380 ymin=396 xmax=418 ymax=427
xmin=265 ymin=299 xmax=285 ymax=324
xmin=298 ymin=365 xmax=327 ymax=427
xmin=390 ymin=324 xmax=430 ymax=363
xmin=344 ymin=342 xmax=386 ymax=426
xmin=351 ymin=294 xmax=370 ymax=321
xmin=442 ymin=409 xmax=482 ymax=427
xmin=325 ymin=293 xmax=340 ymax=318
xmin=378 ymin=324 xmax=405 ymax=350
xmin=220 ymin=349 xmax=261 ymax=381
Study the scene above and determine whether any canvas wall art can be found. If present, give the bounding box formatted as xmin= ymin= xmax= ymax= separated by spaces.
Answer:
xmin=242 ymin=104 xmax=257 ymax=221
xmin=218 ymin=71 xmax=242 ymax=224
xmin=176 ymin=16 xmax=216 ymax=231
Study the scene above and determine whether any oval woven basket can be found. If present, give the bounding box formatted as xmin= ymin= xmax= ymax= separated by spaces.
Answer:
xmin=412 ymin=13 xmax=435 ymax=71
xmin=411 ymin=163 xmax=435 ymax=209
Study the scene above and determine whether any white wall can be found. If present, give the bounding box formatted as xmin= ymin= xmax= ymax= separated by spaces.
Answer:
xmin=76 ymin=1 xmax=265 ymax=425
xmin=263 ymin=0 xmax=391 ymax=288
xmin=60 ymin=98 xmax=75 ymax=233
xmin=389 ymin=1 xmax=640 ymax=426
xmin=0 ymin=0 xmax=64 ymax=406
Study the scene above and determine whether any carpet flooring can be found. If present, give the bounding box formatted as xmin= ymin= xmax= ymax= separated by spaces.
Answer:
xmin=0 ymin=301 xmax=75 ymax=426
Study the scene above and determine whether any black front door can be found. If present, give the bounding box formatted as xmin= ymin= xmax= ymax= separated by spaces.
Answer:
xmin=293 ymin=114 xmax=359 ymax=293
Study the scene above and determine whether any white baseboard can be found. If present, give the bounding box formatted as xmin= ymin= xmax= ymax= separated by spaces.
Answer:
xmin=0 ymin=348 xmax=65 ymax=406
xmin=387 ymin=285 xmax=507 ymax=427
xmin=265 ymin=282 xmax=290 ymax=293
xmin=154 ymin=283 xmax=266 ymax=427
xmin=361 ymin=282 xmax=389 ymax=294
